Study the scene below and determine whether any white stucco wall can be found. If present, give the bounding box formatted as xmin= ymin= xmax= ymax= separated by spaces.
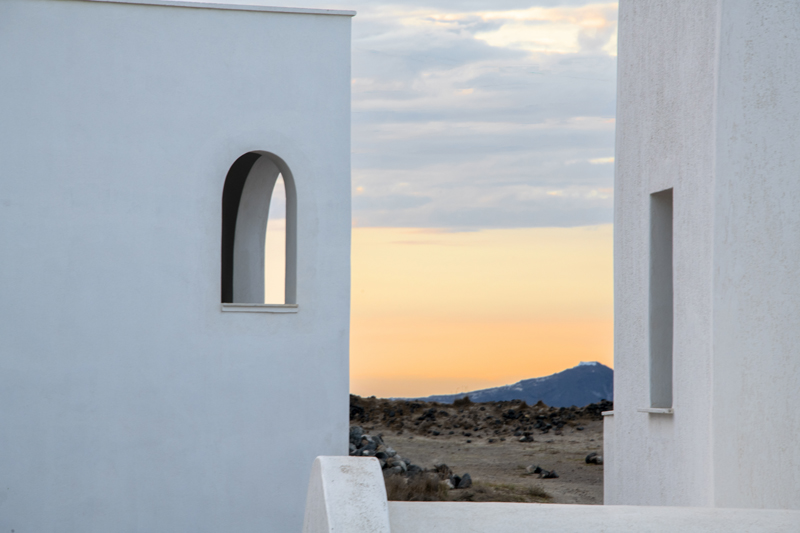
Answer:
xmin=610 ymin=0 xmax=800 ymax=510
xmin=712 ymin=0 xmax=800 ymax=509
xmin=0 ymin=1 xmax=353 ymax=531
xmin=608 ymin=0 xmax=718 ymax=506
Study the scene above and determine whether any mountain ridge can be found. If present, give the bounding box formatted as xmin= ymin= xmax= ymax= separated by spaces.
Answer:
xmin=412 ymin=362 xmax=613 ymax=408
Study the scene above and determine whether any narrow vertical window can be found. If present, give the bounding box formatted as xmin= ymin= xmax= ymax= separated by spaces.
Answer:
xmin=649 ymin=188 xmax=673 ymax=408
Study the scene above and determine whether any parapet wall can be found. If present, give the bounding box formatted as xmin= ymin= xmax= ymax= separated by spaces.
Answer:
xmin=304 ymin=457 xmax=800 ymax=533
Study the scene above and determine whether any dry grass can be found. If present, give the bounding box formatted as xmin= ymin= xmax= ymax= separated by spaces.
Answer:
xmin=385 ymin=475 xmax=550 ymax=503
xmin=451 ymin=481 xmax=552 ymax=503
xmin=385 ymin=473 xmax=450 ymax=501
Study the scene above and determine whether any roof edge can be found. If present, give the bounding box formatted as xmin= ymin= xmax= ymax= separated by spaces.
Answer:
xmin=79 ymin=0 xmax=356 ymax=16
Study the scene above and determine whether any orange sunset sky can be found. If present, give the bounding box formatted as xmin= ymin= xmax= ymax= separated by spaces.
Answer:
xmin=349 ymin=225 xmax=613 ymax=398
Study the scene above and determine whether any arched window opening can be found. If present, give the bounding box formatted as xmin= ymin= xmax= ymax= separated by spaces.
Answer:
xmin=221 ymin=151 xmax=297 ymax=308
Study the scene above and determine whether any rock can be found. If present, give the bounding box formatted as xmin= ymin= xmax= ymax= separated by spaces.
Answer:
xmin=349 ymin=443 xmax=357 ymax=455
xmin=450 ymin=475 xmax=461 ymax=487
xmin=466 ymin=440 xmax=472 ymax=443
xmin=359 ymin=437 xmax=378 ymax=453
xmin=349 ymin=426 xmax=364 ymax=445
xmin=431 ymin=430 xmax=440 ymax=436
xmin=542 ymin=470 xmax=559 ymax=479
xmin=526 ymin=465 xmax=543 ymax=474
xmin=576 ymin=426 xmax=585 ymax=431
xmin=456 ymin=473 xmax=472 ymax=489
xmin=585 ymin=452 xmax=603 ymax=465
xmin=385 ymin=446 xmax=397 ymax=457
xmin=442 ymin=479 xmax=454 ymax=489
xmin=407 ymin=464 xmax=423 ymax=476
xmin=375 ymin=451 xmax=388 ymax=460
xmin=388 ymin=466 xmax=403 ymax=475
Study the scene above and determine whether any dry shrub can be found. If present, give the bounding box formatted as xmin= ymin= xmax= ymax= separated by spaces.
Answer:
xmin=453 ymin=396 xmax=473 ymax=408
xmin=451 ymin=482 xmax=551 ymax=503
xmin=385 ymin=473 xmax=449 ymax=501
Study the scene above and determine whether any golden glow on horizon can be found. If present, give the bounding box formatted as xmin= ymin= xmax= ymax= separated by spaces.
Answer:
xmin=350 ymin=225 xmax=613 ymax=398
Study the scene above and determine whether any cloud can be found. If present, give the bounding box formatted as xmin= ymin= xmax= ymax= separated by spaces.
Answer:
xmin=210 ymin=0 xmax=619 ymax=229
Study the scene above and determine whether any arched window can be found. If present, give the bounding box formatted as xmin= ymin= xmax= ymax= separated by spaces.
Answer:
xmin=221 ymin=151 xmax=297 ymax=310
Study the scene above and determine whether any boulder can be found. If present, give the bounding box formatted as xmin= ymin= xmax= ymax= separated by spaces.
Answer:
xmin=349 ymin=426 xmax=364 ymax=445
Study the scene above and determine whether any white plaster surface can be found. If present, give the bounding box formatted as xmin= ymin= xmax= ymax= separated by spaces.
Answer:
xmin=389 ymin=502 xmax=800 ymax=533
xmin=0 ymin=0 xmax=352 ymax=531
xmin=609 ymin=0 xmax=718 ymax=507
xmin=712 ymin=0 xmax=800 ymax=509
xmin=302 ymin=457 xmax=391 ymax=533
xmin=609 ymin=0 xmax=800 ymax=509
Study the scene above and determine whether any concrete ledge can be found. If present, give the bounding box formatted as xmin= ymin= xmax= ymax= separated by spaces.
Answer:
xmin=637 ymin=407 xmax=674 ymax=415
xmin=388 ymin=501 xmax=800 ymax=533
xmin=220 ymin=303 xmax=298 ymax=313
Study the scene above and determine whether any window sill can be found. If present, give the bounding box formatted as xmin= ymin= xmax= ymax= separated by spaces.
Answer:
xmin=637 ymin=407 xmax=673 ymax=415
xmin=602 ymin=410 xmax=615 ymax=417
xmin=221 ymin=303 xmax=299 ymax=313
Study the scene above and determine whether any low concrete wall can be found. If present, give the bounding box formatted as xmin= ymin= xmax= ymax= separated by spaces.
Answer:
xmin=303 ymin=457 xmax=800 ymax=533
xmin=389 ymin=502 xmax=800 ymax=533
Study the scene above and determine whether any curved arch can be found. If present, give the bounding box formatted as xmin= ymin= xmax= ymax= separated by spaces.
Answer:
xmin=221 ymin=151 xmax=297 ymax=304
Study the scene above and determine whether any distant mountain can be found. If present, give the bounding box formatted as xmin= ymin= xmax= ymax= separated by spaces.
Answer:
xmin=416 ymin=362 xmax=613 ymax=408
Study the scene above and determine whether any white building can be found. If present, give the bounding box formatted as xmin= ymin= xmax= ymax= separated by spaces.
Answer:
xmin=0 ymin=1 xmax=353 ymax=531
xmin=605 ymin=0 xmax=800 ymax=509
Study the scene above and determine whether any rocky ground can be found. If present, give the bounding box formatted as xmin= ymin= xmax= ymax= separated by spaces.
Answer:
xmin=350 ymin=395 xmax=611 ymax=504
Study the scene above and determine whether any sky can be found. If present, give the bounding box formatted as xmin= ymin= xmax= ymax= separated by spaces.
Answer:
xmin=215 ymin=0 xmax=618 ymax=398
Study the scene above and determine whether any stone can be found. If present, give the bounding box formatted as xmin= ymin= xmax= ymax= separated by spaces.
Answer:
xmin=585 ymin=452 xmax=597 ymax=464
xmin=526 ymin=465 xmax=543 ymax=474
xmin=384 ymin=446 xmax=397 ymax=458
xmin=541 ymin=470 xmax=559 ymax=479
xmin=456 ymin=473 xmax=472 ymax=489
xmin=349 ymin=443 xmax=356 ymax=455
xmin=407 ymin=464 xmax=423 ymax=476
xmin=349 ymin=426 xmax=364 ymax=445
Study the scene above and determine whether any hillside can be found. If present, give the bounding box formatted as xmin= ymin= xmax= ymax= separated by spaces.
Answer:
xmin=415 ymin=362 xmax=612 ymax=408
xmin=350 ymin=394 xmax=612 ymax=504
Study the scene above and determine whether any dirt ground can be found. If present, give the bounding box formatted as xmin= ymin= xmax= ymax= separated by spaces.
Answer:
xmin=350 ymin=395 xmax=607 ymax=504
